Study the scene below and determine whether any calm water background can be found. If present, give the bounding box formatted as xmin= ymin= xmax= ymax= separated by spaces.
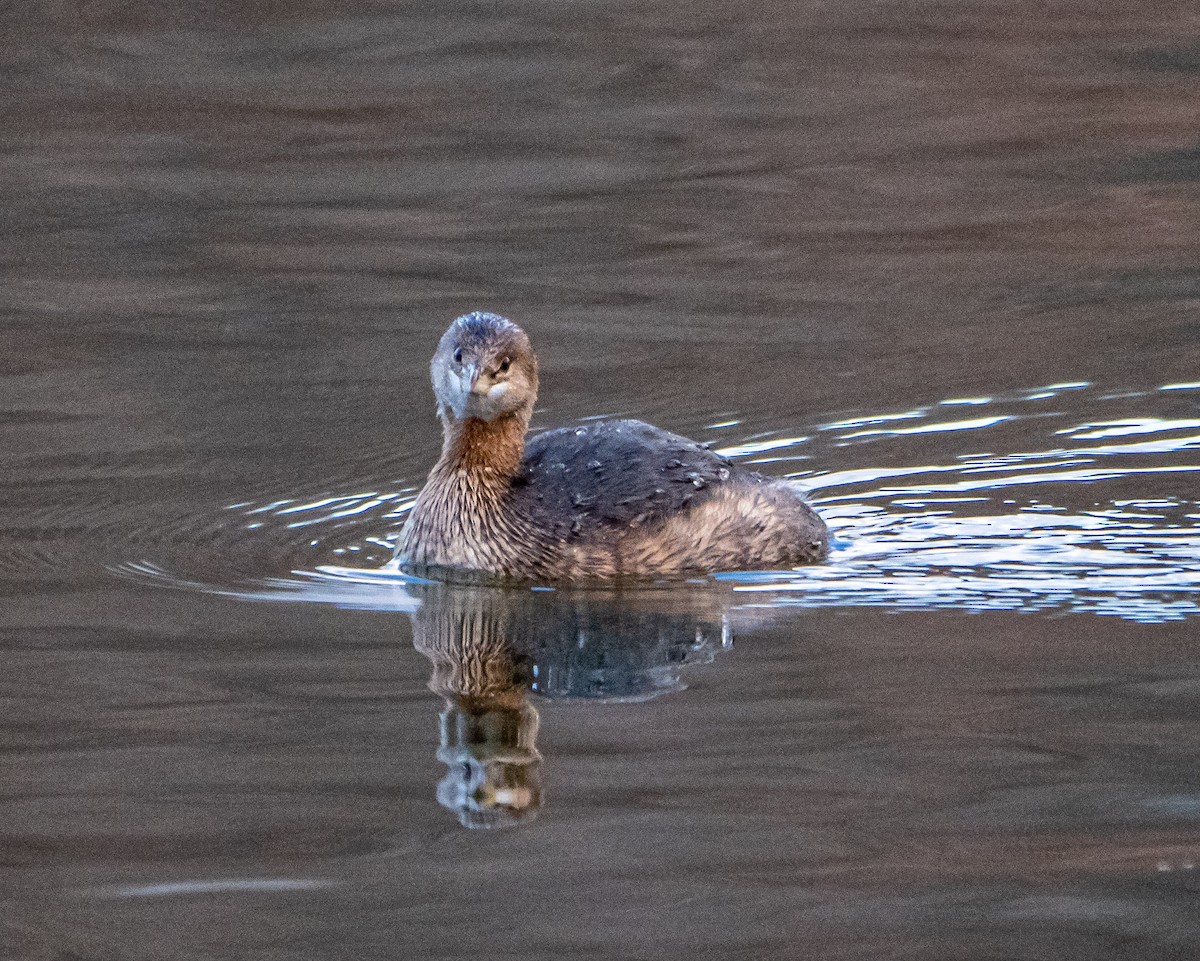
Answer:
xmin=4 ymin=1 xmax=1200 ymax=958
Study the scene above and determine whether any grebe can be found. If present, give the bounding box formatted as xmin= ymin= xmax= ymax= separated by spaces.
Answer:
xmin=398 ymin=312 xmax=828 ymax=580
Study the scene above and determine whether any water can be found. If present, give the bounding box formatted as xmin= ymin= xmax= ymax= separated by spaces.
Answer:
xmin=4 ymin=3 xmax=1200 ymax=958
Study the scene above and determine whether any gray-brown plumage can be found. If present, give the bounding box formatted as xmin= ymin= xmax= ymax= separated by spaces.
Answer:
xmin=398 ymin=311 xmax=829 ymax=580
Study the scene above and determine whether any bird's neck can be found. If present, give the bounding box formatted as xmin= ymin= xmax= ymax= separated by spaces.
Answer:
xmin=433 ymin=410 xmax=529 ymax=492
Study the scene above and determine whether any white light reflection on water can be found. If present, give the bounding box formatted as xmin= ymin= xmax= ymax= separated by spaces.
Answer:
xmin=746 ymin=385 xmax=1200 ymax=622
xmin=714 ymin=435 xmax=810 ymax=457
xmin=1060 ymin=419 xmax=1200 ymax=440
xmin=85 ymin=879 xmax=337 ymax=899
xmin=838 ymin=415 xmax=1012 ymax=440
xmin=124 ymin=383 xmax=1200 ymax=624
xmin=721 ymin=504 xmax=1200 ymax=624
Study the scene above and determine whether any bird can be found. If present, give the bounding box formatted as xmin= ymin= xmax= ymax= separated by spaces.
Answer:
xmin=397 ymin=311 xmax=828 ymax=581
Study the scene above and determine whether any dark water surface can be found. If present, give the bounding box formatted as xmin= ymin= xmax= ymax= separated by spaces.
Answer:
xmin=4 ymin=2 xmax=1200 ymax=958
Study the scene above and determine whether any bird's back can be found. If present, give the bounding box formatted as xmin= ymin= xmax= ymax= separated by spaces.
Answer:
xmin=511 ymin=419 xmax=735 ymax=543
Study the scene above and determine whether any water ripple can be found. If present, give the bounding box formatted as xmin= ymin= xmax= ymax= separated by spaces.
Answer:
xmin=113 ymin=381 xmax=1199 ymax=623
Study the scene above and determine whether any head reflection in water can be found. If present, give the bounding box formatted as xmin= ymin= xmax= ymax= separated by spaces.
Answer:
xmin=412 ymin=586 xmax=542 ymax=829
xmin=408 ymin=581 xmax=733 ymax=829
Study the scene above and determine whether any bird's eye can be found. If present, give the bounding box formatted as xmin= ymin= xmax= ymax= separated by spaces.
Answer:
xmin=498 ymin=357 xmax=511 ymax=374
xmin=453 ymin=347 xmax=463 ymax=364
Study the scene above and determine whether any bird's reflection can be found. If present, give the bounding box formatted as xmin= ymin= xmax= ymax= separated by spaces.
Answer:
xmin=408 ymin=581 xmax=732 ymax=829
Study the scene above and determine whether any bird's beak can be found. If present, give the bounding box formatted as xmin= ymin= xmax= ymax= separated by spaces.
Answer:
xmin=467 ymin=364 xmax=490 ymax=396
xmin=446 ymin=364 xmax=493 ymax=420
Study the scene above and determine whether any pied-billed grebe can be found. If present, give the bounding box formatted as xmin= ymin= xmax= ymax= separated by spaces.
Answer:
xmin=398 ymin=311 xmax=828 ymax=580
